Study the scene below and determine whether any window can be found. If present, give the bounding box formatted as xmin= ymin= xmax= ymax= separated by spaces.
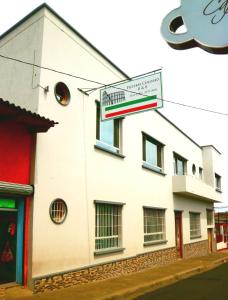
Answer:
xmin=199 ymin=167 xmax=203 ymax=180
xmin=95 ymin=203 xmax=122 ymax=251
xmin=192 ymin=164 xmax=196 ymax=175
xmin=207 ymin=209 xmax=214 ymax=226
xmin=96 ymin=103 xmax=120 ymax=153
xmin=54 ymin=82 xmax=70 ymax=106
xmin=143 ymin=208 xmax=166 ymax=243
xmin=174 ymin=153 xmax=187 ymax=175
xmin=49 ymin=199 xmax=68 ymax=224
xmin=189 ymin=212 xmax=201 ymax=238
xmin=215 ymin=173 xmax=222 ymax=191
xmin=142 ymin=134 xmax=163 ymax=172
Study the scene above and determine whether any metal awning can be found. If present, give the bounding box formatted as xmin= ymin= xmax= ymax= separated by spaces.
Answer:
xmin=0 ymin=98 xmax=57 ymax=132
xmin=0 ymin=181 xmax=33 ymax=197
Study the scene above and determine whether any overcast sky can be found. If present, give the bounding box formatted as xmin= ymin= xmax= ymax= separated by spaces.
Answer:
xmin=1 ymin=0 xmax=227 ymax=208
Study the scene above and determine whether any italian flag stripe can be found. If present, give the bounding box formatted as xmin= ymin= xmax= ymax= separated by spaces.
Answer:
xmin=105 ymin=95 xmax=157 ymax=112
xmin=105 ymin=102 xmax=158 ymax=118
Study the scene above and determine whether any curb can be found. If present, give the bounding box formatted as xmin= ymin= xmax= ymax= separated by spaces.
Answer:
xmin=104 ymin=258 xmax=228 ymax=300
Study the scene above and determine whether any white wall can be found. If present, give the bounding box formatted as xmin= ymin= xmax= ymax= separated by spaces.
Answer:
xmin=31 ymin=8 xmax=221 ymax=276
xmin=0 ymin=10 xmax=45 ymax=111
xmin=0 ymin=6 xmax=221 ymax=278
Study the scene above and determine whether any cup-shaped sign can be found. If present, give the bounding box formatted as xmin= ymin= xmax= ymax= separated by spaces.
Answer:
xmin=161 ymin=0 xmax=228 ymax=54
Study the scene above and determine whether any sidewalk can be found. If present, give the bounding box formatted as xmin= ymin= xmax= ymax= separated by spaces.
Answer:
xmin=3 ymin=250 xmax=228 ymax=300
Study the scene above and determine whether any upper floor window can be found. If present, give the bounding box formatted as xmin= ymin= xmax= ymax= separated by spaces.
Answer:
xmin=199 ymin=167 xmax=203 ymax=180
xmin=192 ymin=164 xmax=196 ymax=175
xmin=215 ymin=173 xmax=222 ymax=192
xmin=142 ymin=134 xmax=164 ymax=173
xmin=96 ymin=102 xmax=121 ymax=153
xmin=174 ymin=153 xmax=187 ymax=175
xmin=55 ymin=82 xmax=70 ymax=106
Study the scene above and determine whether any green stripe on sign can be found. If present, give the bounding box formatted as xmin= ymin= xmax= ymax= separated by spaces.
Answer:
xmin=105 ymin=95 xmax=157 ymax=111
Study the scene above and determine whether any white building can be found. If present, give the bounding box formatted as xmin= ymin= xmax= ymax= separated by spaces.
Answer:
xmin=0 ymin=4 xmax=222 ymax=292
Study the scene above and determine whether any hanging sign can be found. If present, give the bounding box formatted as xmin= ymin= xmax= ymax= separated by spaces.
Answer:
xmin=161 ymin=0 xmax=228 ymax=54
xmin=100 ymin=72 xmax=162 ymax=120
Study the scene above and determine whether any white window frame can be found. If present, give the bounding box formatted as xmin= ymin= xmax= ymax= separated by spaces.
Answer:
xmin=96 ymin=102 xmax=121 ymax=154
xmin=143 ymin=207 xmax=166 ymax=244
xmin=173 ymin=153 xmax=187 ymax=175
xmin=215 ymin=173 xmax=222 ymax=192
xmin=142 ymin=133 xmax=164 ymax=173
xmin=189 ymin=212 xmax=201 ymax=239
xmin=95 ymin=203 xmax=122 ymax=252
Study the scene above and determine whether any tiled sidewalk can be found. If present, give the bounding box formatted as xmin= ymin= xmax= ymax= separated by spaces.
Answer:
xmin=3 ymin=250 xmax=228 ymax=300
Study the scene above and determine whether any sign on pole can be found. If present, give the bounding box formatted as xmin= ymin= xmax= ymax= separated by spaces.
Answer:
xmin=100 ymin=71 xmax=163 ymax=120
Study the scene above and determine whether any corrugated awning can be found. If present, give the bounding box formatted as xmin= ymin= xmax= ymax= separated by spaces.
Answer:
xmin=0 ymin=181 xmax=33 ymax=197
xmin=0 ymin=98 xmax=57 ymax=132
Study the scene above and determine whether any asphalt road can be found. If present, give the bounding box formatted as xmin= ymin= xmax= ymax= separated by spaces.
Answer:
xmin=134 ymin=262 xmax=228 ymax=300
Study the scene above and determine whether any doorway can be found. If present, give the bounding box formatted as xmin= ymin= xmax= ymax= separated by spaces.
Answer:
xmin=175 ymin=211 xmax=183 ymax=258
xmin=0 ymin=198 xmax=24 ymax=285
xmin=0 ymin=210 xmax=17 ymax=283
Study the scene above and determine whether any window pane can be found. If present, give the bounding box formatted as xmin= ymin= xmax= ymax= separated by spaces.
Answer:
xmin=96 ymin=103 xmax=120 ymax=152
xmin=100 ymin=120 xmax=114 ymax=146
xmin=145 ymin=140 xmax=157 ymax=166
xmin=174 ymin=154 xmax=186 ymax=175
xmin=215 ymin=174 xmax=221 ymax=190
xmin=207 ymin=210 xmax=213 ymax=225
xmin=143 ymin=208 xmax=165 ymax=243
xmin=190 ymin=213 xmax=201 ymax=238
xmin=177 ymin=159 xmax=184 ymax=175
xmin=143 ymin=135 xmax=163 ymax=171
xmin=95 ymin=204 xmax=122 ymax=251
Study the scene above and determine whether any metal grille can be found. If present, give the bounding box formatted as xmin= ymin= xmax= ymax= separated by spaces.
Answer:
xmin=95 ymin=204 xmax=121 ymax=251
xmin=144 ymin=208 xmax=165 ymax=243
xmin=50 ymin=199 xmax=67 ymax=224
xmin=190 ymin=212 xmax=201 ymax=238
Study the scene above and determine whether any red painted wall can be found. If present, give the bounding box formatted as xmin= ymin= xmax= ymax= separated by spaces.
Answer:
xmin=0 ymin=121 xmax=34 ymax=184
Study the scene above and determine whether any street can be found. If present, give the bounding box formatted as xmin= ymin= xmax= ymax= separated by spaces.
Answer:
xmin=134 ymin=262 xmax=228 ymax=300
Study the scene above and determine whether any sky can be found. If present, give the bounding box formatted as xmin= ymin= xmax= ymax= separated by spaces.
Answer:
xmin=0 ymin=0 xmax=227 ymax=208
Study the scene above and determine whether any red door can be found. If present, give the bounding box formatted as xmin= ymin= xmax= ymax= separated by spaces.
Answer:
xmin=175 ymin=211 xmax=183 ymax=258
xmin=207 ymin=228 xmax=213 ymax=253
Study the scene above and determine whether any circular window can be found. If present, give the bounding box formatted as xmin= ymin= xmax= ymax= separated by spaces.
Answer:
xmin=50 ymin=199 xmax=68 ymax=224
xmin=192 ymin=164 xmax=196 ymax=175
xmin=54 ymin=82 xmax=70 ymax=106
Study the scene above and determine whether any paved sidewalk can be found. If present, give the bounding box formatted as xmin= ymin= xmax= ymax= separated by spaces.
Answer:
xmin=3 ymin=250 xmax=228 ymax=300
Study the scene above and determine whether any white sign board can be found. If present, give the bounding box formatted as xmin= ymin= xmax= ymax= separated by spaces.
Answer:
xmin=100 ymin=72 xmax=163 ymax=120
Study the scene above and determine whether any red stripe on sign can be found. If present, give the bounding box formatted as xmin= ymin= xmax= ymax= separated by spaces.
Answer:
xmin=105 ymin=102 xmax=158 ymax=118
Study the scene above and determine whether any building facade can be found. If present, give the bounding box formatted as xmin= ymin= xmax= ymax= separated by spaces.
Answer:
xmin=0 ymin=4 xmax=223 ymax=292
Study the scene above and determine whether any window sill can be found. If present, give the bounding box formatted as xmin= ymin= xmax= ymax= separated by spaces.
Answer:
xmin=94 ymin=247 xmax=125 ymax=256
xmin=144 ymin=240 xmax=168 ymax=247
xmin=190 ymin=235 xmax=202 ymax=240
xmin=142 ymin=164 xmax=166 ymax=176
xmin=94 ymin=144 xmax=125 ymax=159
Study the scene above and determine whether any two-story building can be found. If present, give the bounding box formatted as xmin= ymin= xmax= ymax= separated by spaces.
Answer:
xmin=0 ymin=3 xmax=222 ymax=293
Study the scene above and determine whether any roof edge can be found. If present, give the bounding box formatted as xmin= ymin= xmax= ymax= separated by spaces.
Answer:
xmin=201 ymin=145 xmax=221 ymax=155
xmin=155 ymin=110 xmax=202 ymax=150
xmin=0 ymin=3 xmax=129 ymax=79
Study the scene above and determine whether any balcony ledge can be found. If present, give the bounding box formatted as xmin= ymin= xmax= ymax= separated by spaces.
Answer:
xmin=173 ymin=175 xmax=222 ymax=203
